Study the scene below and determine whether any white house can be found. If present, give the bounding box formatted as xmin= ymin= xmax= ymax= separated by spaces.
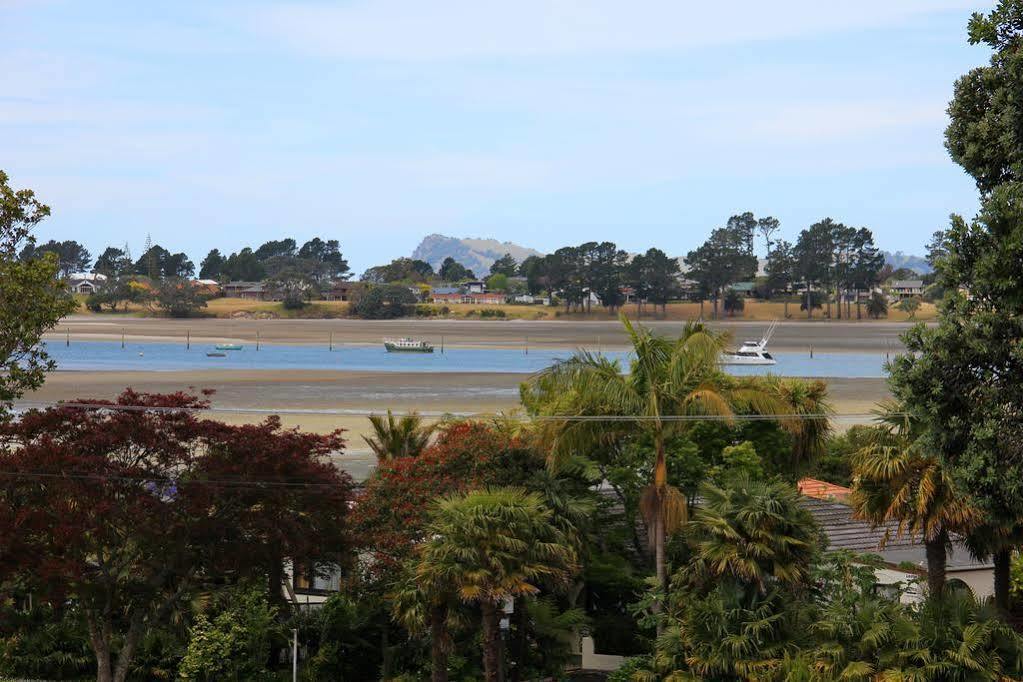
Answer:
xmin=67 ymin=272 xmax=107 ymax=295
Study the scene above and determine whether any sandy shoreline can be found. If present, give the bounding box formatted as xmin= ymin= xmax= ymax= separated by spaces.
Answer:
xmin=19 ymin=368 xmax=890 ymax=480
xmin=23 ymin=370 xmax=890 ymax=428
xmin=51 ymin=316 xmax=916 ymax=353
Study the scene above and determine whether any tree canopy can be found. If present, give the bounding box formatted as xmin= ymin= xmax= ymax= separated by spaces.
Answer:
xmin=0 ymin=170 xmax=77 ymax=413
xmin=0 ymin=390 xmax=354 ymax=682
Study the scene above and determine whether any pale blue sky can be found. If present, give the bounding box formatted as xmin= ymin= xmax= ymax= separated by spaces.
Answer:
xmin=3 ymin=1 xmax=994 ymax=273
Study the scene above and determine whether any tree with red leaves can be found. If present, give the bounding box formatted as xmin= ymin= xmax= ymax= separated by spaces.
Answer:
xmin=353 ymin=420 xmax=538 ymax=571
xmin=0 ymin=390 xmax=353 ymax=682
xmin=353 ymin=421 xmax=555 ymax=681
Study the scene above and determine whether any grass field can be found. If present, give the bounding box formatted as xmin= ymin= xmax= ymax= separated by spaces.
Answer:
xmin=73 ymin=296 xmax=937 ymax=323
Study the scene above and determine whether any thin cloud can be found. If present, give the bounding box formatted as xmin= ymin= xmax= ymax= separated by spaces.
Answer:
xmin=250 ymin=0 xmax=979 ymax=60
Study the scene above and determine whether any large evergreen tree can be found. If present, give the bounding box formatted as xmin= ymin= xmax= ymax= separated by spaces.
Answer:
xmin=685 ymin=221 xmax=757 ymax=319
xmin=199 ymin=248 xmax=226 ymax=279
xmin=92 ymin=246 xmax=131 ymax=278
xmin=0 ymin=171 xmax=76 ymax=412
xmin=890 ymin=1 xmax=1023 ymax=612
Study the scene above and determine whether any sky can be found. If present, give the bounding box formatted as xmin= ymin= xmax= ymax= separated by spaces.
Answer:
xmin=2 ymin=0 xmax=996 ymax=274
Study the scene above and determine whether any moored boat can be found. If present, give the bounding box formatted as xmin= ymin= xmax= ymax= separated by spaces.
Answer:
xmin=214 ymin=343 xmax=243 ymax=351
xmin=384 ymin=337 xmax=434 ymax=353
xmin=719 ymin=321 xmax=778 ymax=366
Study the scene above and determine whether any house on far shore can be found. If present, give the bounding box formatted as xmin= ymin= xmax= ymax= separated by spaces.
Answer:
xmin=191 ymin=279 xmax=222 ymax=296
xmin=322 ymin=281 xmax=362 ymax=302
xmin=799 ymin=479 xmax=992 ymax=602
xmin=428 ymin=284 xmax=507 ymax=305
xmin=889 ymin=280 xmax=924 ymax=300
xmin=236 ymin=283 xmax=269 ymax=301
xmin=430 ymin=286 xmax=464 ymax=304
xmin=729 ymin=281 xmax=757 ymax=298
xmin=67 ymin=272 xmax=107 ymax=295
xmin=222 ymin=281 xmax=262 ymax=298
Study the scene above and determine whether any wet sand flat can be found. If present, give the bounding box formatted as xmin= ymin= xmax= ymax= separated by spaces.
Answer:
xmin=21 ymin=370 xmax=891 ymax=481
xmin=24 ymin=370 xmax=890 ymax=432
xmin=51 ymin=316 xmax=917 ymax=353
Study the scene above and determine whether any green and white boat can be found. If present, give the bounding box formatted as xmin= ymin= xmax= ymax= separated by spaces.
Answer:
xmin=384 ymin=337 xmax=434 ymax=353
xmin=214 ymin=343 xmax=243 ymax=351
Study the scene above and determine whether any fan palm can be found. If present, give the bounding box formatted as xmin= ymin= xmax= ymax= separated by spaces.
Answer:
xmin=362 ymin=410 xmax=434 ymax=461
xmin=521 ymin=315 xmax=785 ymax=620
xmin=391 ymin=567 xmax=452 ymax=682
xmin=850 ymin=401 xmax=978 ymax=596
xmin=642 ymin=479 xmax=820 ymax=681
xmin=414 ymin=488 xmax=578 ymax=682
xmin=682 ymin=478 xmax=820 ymax=594
xmin=761 ymin=376 xmax=832 ymax=474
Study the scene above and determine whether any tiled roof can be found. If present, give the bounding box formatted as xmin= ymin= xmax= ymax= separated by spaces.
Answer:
xmin=798 ymin=478 xmax=851 ymax=502
xmin=801 ymin=496 xmax=918 ymax=553
xmin=800 ymin=496 xmax=988 ymax=571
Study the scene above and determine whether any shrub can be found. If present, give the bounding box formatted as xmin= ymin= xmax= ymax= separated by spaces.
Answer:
xmin=866 ymin=291 xmax=888 ymax=319
xmin=723 ymin=289 xmax=745 ymax=316
xmin=414 ymin=304 xmax=444 ymax=317
xmin=155 ymin=278 xmax=208 ymax=318
xmin=606 ymin=656 xmax=651 ymax=681
xmin=178 ymin=587 xmax=279 ymax=682
xmin=352 ymin=284 xmax=416 ymax=319
xmin=479 ymin=308 xmax=506 ymax=318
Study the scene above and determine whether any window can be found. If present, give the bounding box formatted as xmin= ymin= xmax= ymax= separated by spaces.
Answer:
xmin=293 ymin=563 xmax=344 ymax=594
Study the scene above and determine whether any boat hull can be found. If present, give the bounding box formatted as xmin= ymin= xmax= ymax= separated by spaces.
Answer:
xmin=719 ymin=354 xmax=776 ymax=366
xmin=384 ymin=343 xmax=434 ymax=353
xmin=215 ymin=344 xmax=243 ymax=351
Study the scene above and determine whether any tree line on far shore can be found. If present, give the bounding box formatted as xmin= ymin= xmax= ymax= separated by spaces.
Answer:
xmin=23 ymin=210 xmax=927 ymax=321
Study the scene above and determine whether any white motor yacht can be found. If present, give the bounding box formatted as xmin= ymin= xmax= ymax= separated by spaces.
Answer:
xmin=720 ymin=321 xmax=778 ymax=366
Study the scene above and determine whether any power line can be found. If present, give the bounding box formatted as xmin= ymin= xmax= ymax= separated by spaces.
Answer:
xmin=10 ymin=400 xmax=891 ymax=422
xmin=0 ymin=470 xmax=343 ymax=489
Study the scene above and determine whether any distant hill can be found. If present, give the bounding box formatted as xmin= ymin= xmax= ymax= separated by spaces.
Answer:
xmin=411 ymin=234 xmax=544 ymax=275
xmin=882 ymin=251 xmax=932 ymax=275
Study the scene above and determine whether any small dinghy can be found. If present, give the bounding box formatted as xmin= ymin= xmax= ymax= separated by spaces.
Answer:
xmin=206 ymin=352 xmax=227 ymax=357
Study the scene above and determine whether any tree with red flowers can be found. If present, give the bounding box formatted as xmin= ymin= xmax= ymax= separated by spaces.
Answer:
xmin=353 ymin=421 xmax=540 ymax=680
xmin=353 ymin=421 xmax=538 ymax=570
xmin=0 ymin=390 xmax=353 ymax=682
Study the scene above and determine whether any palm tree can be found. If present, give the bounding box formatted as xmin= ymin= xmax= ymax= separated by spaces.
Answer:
xmin=643 ymin=478 xmax=820 ymax=680
xmin=391 ymin=568 xmax=452 ymax=682
xmin=362 ymin=410 xmax=434 ymax=461
xmin=414 ymin=488 xmax=577 ymax=682
xmin=682 ymin=478 xmax=819 ymax=593
xmin=850 ymin=401 xmax=978 ymax=596
xmin=521 ymin=315 xmax=784 ymax=622
xmin=759 ymin=376 xmax=832 ymax=477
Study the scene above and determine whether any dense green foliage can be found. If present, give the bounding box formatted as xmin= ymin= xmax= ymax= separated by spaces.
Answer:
xmin=887 ymin=0 xmax=1023 ymax=614
xmin=0 ymin=170 xmax=77 ymax=412
xmin=154 ymin=277 xmax=209 ymax=317
xmin=352 ymin=283 xmax=417 ymax=318
xmin=178 ymin=587 xmax=278 ymax=682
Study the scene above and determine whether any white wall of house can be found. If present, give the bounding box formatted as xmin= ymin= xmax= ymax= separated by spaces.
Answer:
xmin=580 ymin=636 xmax=625 ymax=672
xmin=873 ymin=566 xmax=994 ymax=603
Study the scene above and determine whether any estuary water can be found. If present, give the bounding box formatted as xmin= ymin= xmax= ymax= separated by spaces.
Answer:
xmin=44 ymin=340 xmax=892 ymax=378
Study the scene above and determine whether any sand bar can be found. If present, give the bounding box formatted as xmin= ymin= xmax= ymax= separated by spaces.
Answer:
xmin=50 ymin=316 xmax=918 ymax=353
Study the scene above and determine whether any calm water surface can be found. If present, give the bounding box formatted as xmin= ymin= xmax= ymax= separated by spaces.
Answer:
xmin=45 ymin=341 xmax=892 ymax=378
